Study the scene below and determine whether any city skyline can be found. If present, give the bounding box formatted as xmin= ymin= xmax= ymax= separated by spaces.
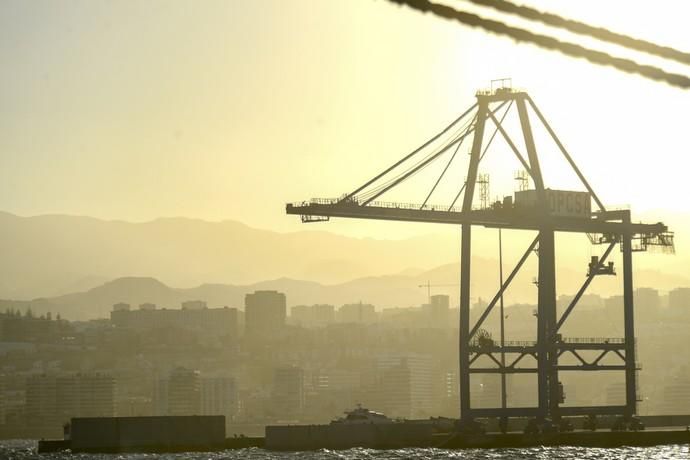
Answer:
xmin=2 ymin=0 xmax=690 ymax=452
xmin=3 ymin=284 xmax=690 ymax=440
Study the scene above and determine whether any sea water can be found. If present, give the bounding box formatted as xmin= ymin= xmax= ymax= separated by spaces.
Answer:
xmin=2 ymin=440 xmax=688 ymax=459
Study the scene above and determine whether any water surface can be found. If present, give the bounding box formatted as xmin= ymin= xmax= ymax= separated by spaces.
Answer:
xmin=3 ymin=440 xmax=688 ymax=459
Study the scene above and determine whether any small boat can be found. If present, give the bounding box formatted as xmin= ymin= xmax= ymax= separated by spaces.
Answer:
xmin=331 ymin=404 xmax=394 ymax=424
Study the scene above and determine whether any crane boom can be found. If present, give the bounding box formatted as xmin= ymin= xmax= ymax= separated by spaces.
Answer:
xmin=286 ymin=200 xmax=668 ymax=238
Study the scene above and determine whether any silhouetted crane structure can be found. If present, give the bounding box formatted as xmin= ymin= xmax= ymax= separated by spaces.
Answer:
xmin=286 ymin=83 xmax=674 ymax=427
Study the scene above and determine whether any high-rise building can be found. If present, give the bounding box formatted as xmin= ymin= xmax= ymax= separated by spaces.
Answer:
xmin=111 ymin=303 xmax=238 ymax=338
xmin=605 ymin=295 xmax=624 ymax=311
xmin=433 ymin=369 xmax=459 ymax=418
xmin=312 ymin=304 xmax=336 ymax=326
xmin=272 ymin=366 xmax=304 ymax=418
xmin=181 ymin=300 xmax=207 ymax=310
xmin=244 ymin=291 xmax=286 ymax=338
xmin=290 ymin=305 xmax=311 ymax=326
xmin=25 ymin=375 xmax=57 ymax=428
xmin=25 ymin=373 xmax=115 ymax=428
xmin=115 ymin=396 xmax=153 ymax=417
xmin=112 ymin=302 xmax=130 ymax=312
xmin=167 ymin=368 xmax=201 ymax=416
xmin=558 ymin=293 xmax=602 ymax=311
xmin=429 ymin=295 xmax=450 ymax=328
xmin=338 ymin=302 xmax=377 ymax=324
xmin=634 ymin=287 xmax=661 ymax=322
xmin=0 ymin=313 xmax=66 ymax=342
xmin=470 ymin=374 xmax=502 ymax=409
xmin=201 ymin=376 xmax=238 ymax=421
xmin=153 ymin=377 xmax=169 ymax=416
xmin=72 ymin=374 xmax=116 ymax=418
xmin=605 ymin=382 xmax=625 ymax=406
xmin=0 ymin=377 xmax=5 ymax=426
xmin=657 ymin=378 xmax=690 ymax=415
xmin=290 ymin=304 xmax=335 ymax=328
xmin=376 ymin=353 xmax=433 ymax=419
xmin=635 ymin=288 xmax=660 ymax=309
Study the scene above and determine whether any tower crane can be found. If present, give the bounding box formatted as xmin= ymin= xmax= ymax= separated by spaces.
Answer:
xmin=417 ymin=281 xmax=459 ymax=305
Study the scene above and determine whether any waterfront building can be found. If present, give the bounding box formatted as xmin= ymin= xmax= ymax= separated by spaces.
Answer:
xmin=272 ymin=366 xmax=304 ymax=418
xmin=25 ymin=373 xmax=115 ymax=428
xmin=167 ymin=367 xmax=201 ymax=416
xmin=376 ymin=353 xmax=433 ymax=419
xmin=201 ymin=376 xmax=238 ymax=421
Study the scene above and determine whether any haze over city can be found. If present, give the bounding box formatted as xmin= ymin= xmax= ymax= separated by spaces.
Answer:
xmin=1 ymin=0 xmax=690 ymax=456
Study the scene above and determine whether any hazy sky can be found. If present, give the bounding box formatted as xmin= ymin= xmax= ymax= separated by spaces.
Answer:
xmin=2 ymin=0 xmax=689 ymax=239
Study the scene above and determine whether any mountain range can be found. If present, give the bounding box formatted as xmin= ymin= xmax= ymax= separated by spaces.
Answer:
xmin=0 ymin=210 xmax=688 ymax=320
xmin=5 ymin=263 xmax=690 ymax=321
xmin=0 ymin=211 xmax=458 ymax=300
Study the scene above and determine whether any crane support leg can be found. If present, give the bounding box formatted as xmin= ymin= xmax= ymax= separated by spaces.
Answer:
xmin=537 ymin=228 xmax=559 ymax=420
xmin=622 ymin=212 xmax=637 ymax=417
xmin=459 ymin=224 xmax=472 ymax=420
xmin=459 ymin=99 xmax=489 ymax=422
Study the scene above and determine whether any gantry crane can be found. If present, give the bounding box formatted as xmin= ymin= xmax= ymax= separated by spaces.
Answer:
xmin=286 ymin=83 xmax=673 ymax=428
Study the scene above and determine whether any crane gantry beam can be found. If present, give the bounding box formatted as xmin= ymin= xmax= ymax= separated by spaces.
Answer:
xmin=286 ymin=201 xmax=667 ymax=236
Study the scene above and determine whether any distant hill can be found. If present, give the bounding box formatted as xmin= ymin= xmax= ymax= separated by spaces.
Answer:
xmin=0 ymin=211 xmax=687 ymax=309
xmin=4 ymin=261 xmax=689 ymax=321
xmin=0 ymin=211 xmax=461 ymax=300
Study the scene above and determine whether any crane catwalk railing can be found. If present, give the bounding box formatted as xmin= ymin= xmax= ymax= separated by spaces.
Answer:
xmin=292 ymin=197 xmax=466 ymax=213
xmin=469 ymin=337 xmax=625 ymax=348
xmin=287 ymin=199 xmax=672 ymax=241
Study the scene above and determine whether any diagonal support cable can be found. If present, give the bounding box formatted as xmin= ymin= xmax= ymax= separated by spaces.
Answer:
xmin=342 ymin=103 xmax=478 ymax=202
xmin=421 ymin=114 xmax=477 ymax=209
xmin=362 ymin=101 xmax=509 ymax=205
xmin=362 ymin=127 xmax=476 ymax=205
xmin=357 ymin=115 xmax=478 ymax=202
xmin=555 ymin=239 xmax=617 ymax=331
xmin=469 ymin=235 xmax=540 ymax=339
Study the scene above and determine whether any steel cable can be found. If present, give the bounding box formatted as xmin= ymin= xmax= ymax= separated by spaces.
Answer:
xmin=462 ymin=0 xmax=690 ymax=66
xmin=388 ymin=0 xmax=690 ymax=89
